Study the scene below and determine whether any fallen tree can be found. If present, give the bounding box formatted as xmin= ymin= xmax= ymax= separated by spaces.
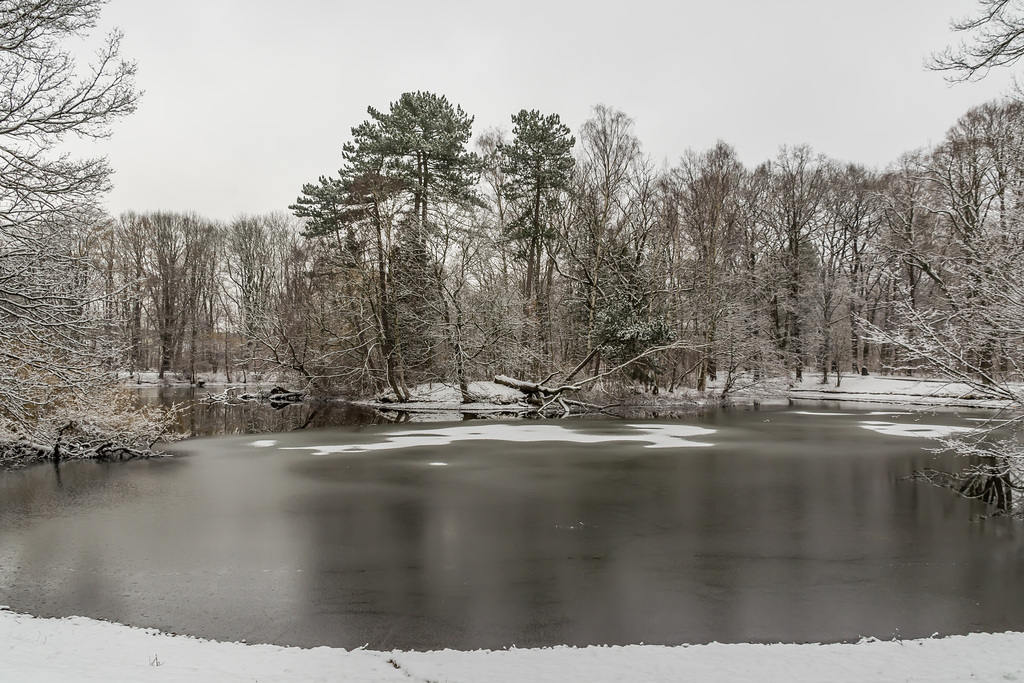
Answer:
xmin=201 ymin=386 xmax=306 ymax=406
xmin=0 ymin=389 xmax=181 ymax=469
xmin=493 ymin=375 xmax=581 ymax=414
xmin=493 ymin=342 xmax=703 ymax=417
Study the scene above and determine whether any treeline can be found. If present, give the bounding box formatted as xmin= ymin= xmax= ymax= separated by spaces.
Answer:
xmin=94 ymin=93 xmax=1024 ymax=400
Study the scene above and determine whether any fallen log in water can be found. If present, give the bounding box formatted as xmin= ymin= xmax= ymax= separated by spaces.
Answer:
xmin=1 ymin=438 xmax=157 ymax=469
xmin=201 ymin=387 xmax=305 ymax=406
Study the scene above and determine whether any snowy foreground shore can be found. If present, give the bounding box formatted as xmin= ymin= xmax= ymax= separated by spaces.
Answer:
xmin=2 ymin=610 xmax=1022 ymax=683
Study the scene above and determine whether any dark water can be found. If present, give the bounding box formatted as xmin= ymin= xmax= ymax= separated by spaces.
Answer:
xmin=1 ymin=406 xmax=1022 ymax=650
xmin=132 ymin=387 xmax=384 ymax=435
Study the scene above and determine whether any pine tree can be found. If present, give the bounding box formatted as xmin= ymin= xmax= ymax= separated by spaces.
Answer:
xmin=500 ymin=110 xmax=575 ymax=304
xmin=350 ymin=91 xmax=480 ymax=225
xmin=290 ymin=92 xmax=481 ymax=399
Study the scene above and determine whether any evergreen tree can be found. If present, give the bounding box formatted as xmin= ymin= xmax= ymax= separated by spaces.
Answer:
xmin=500 ymin=110 xmax=575 ymax=303
xmin=290 ymin=92 xmax=480 ymax=399
xmin=351 ymin=91 xmax=480 ymax=225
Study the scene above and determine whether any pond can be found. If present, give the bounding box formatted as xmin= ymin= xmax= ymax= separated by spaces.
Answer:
xmin=132 ymin=387 xmax=385 ymax=435
xmin=1 ymin=403 xmax=1022 ymax=650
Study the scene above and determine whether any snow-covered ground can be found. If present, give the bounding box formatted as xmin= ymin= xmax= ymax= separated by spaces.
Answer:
xmin=2 ymin=609 xmax=1021 ymax=682
xmin=121 ymin=370 xmax=1022 ymax=413
xmin=371 ymin=381 xmax=529 ymax=411
xmin=367 ymin=374 xmax=1022 ymax=414
xmin=786 ymin=373 xmax=1020 ymax=408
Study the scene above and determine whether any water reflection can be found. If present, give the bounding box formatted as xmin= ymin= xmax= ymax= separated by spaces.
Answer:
xmin=134 ymin=387 xmax=382 ymax=435
xmin=1 ymin=408 xmax=1022 ymax=650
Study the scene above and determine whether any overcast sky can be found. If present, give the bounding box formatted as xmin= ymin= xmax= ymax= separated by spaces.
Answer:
xmin=71 ymin=0 xmax=1018 ymax=222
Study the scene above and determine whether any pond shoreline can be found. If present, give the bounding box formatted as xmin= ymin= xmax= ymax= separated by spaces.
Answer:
xmin=0 ymin=438 xmax=168 ymax=471
xmin=3 ymin=373 xmax=1016 ymax=471
xmin=120 ymin=371 xmax=1022 ymax=412
xmin=357 ymin=374 xmax=1020 ymax=418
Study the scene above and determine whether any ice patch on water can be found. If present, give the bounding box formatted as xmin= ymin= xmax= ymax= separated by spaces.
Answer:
xmin=249 ymin=440 xmax=277 ymax=448
xmin=795 ymin=411 xmax=916 ymax=417
xmin=627 ymin=424 xmax=717 ymax=448
xmin=793 ymin=411 xmax=855 ymax=416
xmin=859 ymin=421 xmax=974 ymax=439
xmin=285 ymin=423 xmax=716 ymax=456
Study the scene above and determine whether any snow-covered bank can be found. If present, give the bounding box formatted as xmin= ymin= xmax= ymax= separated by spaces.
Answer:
xmin=122 ymin=371 xmax=1021 ymax=416
xmin=786 ymin=374 xmax=1020 ymax=408
xmin=363 ymin=381 xmax=538 ymax=416
xmin=361 ymin=374 xmax=1022 ymax=418
xmin=1 ymin=610 xmax=1021 ymax=683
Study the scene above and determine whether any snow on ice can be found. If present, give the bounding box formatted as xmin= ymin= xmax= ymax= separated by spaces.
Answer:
xmin=284 ymin=423 xmax=717 ymax=456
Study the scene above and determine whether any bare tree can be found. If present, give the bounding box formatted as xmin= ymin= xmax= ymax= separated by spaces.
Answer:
xmin=762 ymin=146 xmax=828 ymax=381
xmin=0 ymin=0 xmax=172 ymax=459
xmin=863 ymin=101 xmax=1024 ymax=515
xmin=572 ymin=105 xmax=644 ymax=359
xmin=813 ymin=163 xmax=886 ymax=384
xmin=932 ymin=0 xmax=1024 ymax=81
xmin=665 ymin=142 xmax=745 ymax=391
xmin=0 ymin=0 xmax=137 ymax=230
xmin=113 ymin=212 xmax=150 ymax=373
xmin=226 ymin=215 xmax=278 ymax=353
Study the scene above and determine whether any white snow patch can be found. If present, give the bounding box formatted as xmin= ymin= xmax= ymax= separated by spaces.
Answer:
xmin=249 ymin=440 xmax=277 ymax=448
xmin=628 ymin=423 xmax=717 ymax=448
xmin=286 ymin=423 xmax=716 ymax=456
xmin=787 ymin=374 xmax=1020 ymax=408
xmin=377 ymin=381 xmax=527 ymax=405
xmin=2 ymin=610 xmax=1023 ymax=683
xmin=428 ymin=462 xmax=448 ymax=466
xmin=859 ymin=421 xmax=975 ymax=439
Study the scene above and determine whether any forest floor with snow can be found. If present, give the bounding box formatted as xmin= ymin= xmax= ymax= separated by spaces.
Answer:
xmin=2 ymin=608 xmax=1023 ymax=683
xmin=119 ymin=369 xmax=1022 ymax=413
xmin=785 ymin=373 xmax=1019 ymax=408
xmin=361 ymin=372 xmax=1022 ymax=417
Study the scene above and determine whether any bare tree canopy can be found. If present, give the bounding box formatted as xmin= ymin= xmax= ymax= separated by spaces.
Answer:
xmin=0 ymin=0 xmax=138 ymax=228
xmin=932 ymin=0 xmax=1024 ymax=81
xmin=0 ymin=0 xmax=150 ymax=456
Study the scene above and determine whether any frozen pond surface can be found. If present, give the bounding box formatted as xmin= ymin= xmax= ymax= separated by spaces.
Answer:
xmin=1 ymin=407 xmax=1022 ymax=650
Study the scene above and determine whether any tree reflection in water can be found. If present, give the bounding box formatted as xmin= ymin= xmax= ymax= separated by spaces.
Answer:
xmin=133 ymin=388 xmax=383 ymax=436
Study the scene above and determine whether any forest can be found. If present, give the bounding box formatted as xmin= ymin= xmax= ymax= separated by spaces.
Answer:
xmin=91 ymin=95 xmax=1024 ymax=407
xmin=2 ymin=0 xmax=1024 ymax=466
